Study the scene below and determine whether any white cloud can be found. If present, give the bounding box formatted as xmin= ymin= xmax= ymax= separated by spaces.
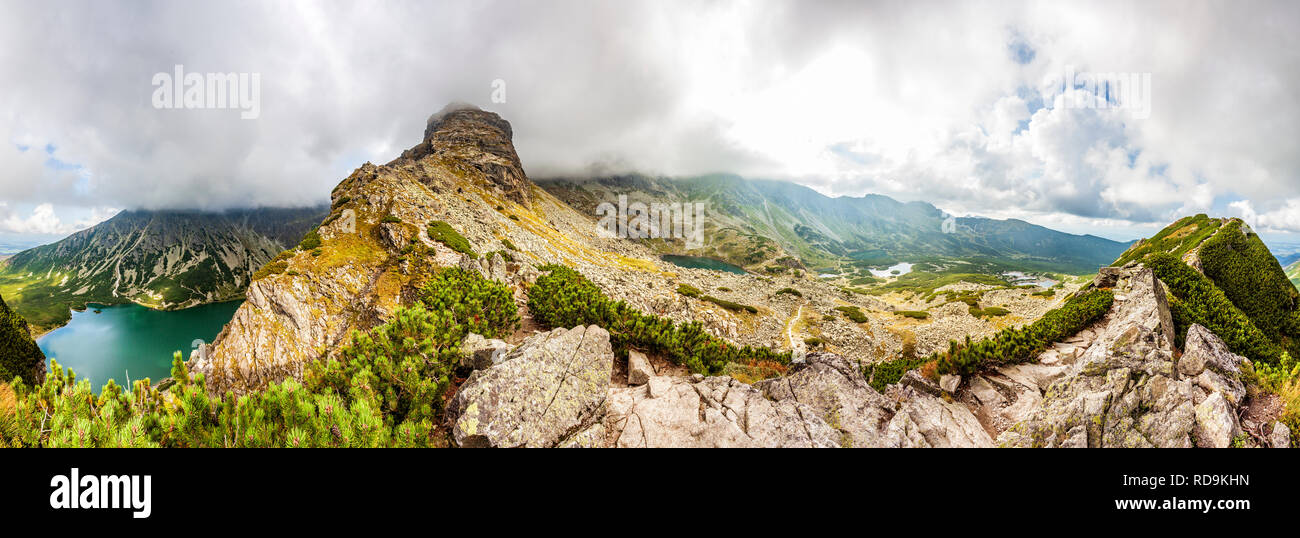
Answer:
xmin=1237 ymin=198 xmax=1300 ymax=234
xmin=0 ymin=203 xmax=117 ymax=236
xmin=0 ymin=0 xmax=1297 ymax=239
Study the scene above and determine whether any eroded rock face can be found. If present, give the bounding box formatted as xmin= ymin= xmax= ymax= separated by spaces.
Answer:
xmin=447 ymin=325 xmax=612 ymax=448
xmin=606 ymin=374 xmax=840 ymax=448
xmin=1193 ymin=392 xmax=1239 ymax=448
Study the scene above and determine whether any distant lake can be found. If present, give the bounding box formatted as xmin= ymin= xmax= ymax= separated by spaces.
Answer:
xmin=38 ymin=301 xmax=243 ymax=391
xmin=661 ymin=255 xmax=748 ymax=275
xmin=869 ymin=262 xmax=914 ymax=278
xmin=1003 ymin=271 xmax=1058 ymax=288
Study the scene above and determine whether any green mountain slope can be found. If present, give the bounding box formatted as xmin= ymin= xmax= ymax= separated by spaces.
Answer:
xmin=537 ymin=174 xmax=1131 ymax=275
xmin=0 ymin=292 xmax=44 ymax=385
xmin=1286 ymin=260 xmax=1300 ymax=290
xmin=0 ymin=206 xmax=327 ymax=333
xmin=1116 ymin=215 xmax=1300 ymax=364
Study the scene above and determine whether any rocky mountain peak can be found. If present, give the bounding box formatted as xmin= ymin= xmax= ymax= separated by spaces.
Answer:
xmin=399 ymin=103 xmax=530 ymax=204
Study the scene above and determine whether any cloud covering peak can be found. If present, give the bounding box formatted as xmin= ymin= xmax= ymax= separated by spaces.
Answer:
xmin=1 ymin=0 xmax=1298 ymax=240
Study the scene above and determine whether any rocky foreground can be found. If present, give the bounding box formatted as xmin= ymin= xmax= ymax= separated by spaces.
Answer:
xmin=446 ymin=265 xmax=1292 ymax=448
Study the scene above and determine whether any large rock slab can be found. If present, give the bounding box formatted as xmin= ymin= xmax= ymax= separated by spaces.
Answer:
xmin=756 ymin=353 xmax=895 ymax=448
xmin=447 ymin=325 xmax=613 ymax=447
xmin=1178 ymin=324 xmax=1249 ymax=406
xmin=1193 ymin=391 xmax=1239 ymax=448
xmin=606 ymin=375 xmax=840 ymax=448
xmin=883 ymin=385 xmax=994 ymax=448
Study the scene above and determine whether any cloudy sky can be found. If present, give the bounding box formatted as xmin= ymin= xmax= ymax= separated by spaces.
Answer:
xmin=2 ymin=0 xmax=1299 ymax=250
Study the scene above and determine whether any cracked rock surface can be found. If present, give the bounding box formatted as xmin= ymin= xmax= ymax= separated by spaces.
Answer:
xmin=605 ymin=374 xmax=841 ymax=448
xmin=447 ymin=325 xmax=612 ymax=447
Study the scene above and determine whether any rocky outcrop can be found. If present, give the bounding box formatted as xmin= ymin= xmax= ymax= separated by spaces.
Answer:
xmin=401 ymin=103 xmax=530 ymax=204
xmin=1271 ymin=423 xmax=1293 ymax=448
xmin=600 ymin=351 xmax=995 ymax=448
xmin=1179 ymin=324 xmax=1248 ymax=406
xmin=883 ymin=384 xmax=995 ymax=448
xmin=195 ymin=106 xmax=544 ymax=396
xmin=447 ymin=325 xmax=612 ymax=448
xmin=997 ymin=267 xmax=1252 ymax=448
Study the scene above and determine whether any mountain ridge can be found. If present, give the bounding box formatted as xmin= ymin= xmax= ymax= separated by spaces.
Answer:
xmin=0 ymin=205 xmax=327 ymax=333
xmin=4 ymin=105 xmax=1295 ymax=449
xmin=190 ymin=105 xmax=1092 ymax=398
xmin=535 ymin=174 xmax=1131 ymax=275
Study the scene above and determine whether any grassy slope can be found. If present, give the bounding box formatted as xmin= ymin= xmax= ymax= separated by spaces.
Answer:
xmin=1112 ymin=214 xmax=1222 ymax=267
xmin=0 ymin=292 xmax=45 ymax=385
xmin=1118 ymin=216 xmax=1300 ymax=361
xmin=1197 ymin=220 xmax=1300 ymax=351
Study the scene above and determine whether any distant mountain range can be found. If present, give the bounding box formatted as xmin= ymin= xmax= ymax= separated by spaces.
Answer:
xmin=0 ymin=206 xmax=327 ymax=333
xmin=536 ymin=174 xmax=1131 ymax=275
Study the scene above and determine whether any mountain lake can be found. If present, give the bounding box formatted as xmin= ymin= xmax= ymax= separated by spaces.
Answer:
xmin=869 ymin=262 xmax=914 ymax=278
xmin=661 ymin=255 xmax=749 ymax=274
xmin=38 ymin=301 xmax=243 ymax=391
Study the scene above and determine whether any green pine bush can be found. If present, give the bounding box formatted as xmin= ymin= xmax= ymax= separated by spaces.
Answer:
xmin=0 ymin=266 xmax=519 ymax=447
xmin=528 ymin=265 xmax=789 ymax=375
xmin=427 ymin=220 xmax=476 ymax=258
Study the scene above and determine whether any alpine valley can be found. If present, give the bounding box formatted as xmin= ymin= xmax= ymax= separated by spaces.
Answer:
xmin=0 ymin=206 xmax=326 ymax=334
xmin=0 ymin=105 xmax=1295 ymax=449
xmin=536 ymin=175 xmax=1131 ymax=275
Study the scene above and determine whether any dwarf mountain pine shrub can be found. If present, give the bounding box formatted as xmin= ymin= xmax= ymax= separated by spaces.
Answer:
xmin=528 ymin=265 xmax=789 ymax=375
xmin=1 ymin=267 xmax=520 ymax=448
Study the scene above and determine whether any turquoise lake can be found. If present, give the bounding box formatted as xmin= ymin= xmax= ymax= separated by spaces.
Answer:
xmin=37 ymin=301 xmax=243 ymax=390
xmin=661 ymin=254 xmax=749 ymax=274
